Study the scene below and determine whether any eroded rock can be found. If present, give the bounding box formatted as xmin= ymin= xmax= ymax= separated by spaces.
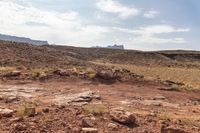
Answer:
xmin=108 ymin=123 xmax=118 ymax=130
xmin=53 ymin=91 xmax=100 ymax=106
xmin=96 ymin=70 xmax=115 ymax=80
xmin=0 ymin=92 xmax=18 ymax=103
xmin=0 ymin=108 xmax=14 ymax=117
xmin=161 ymin=126 xmax=188 ymax=133
xmin=110 ymin=107 xmax=136 ymax=125
xmin=81 ymin=117 xmax=96 ymax=127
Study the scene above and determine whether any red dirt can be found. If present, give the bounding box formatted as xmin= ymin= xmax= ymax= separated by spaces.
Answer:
xmin=0 ymin=78 xmax=200 ymax=133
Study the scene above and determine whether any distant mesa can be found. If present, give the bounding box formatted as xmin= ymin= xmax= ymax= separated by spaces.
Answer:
xmin=0 ymin=34 xmax=48 ymax=45
xmin=92 ymin=44 xmax=124 ymax=50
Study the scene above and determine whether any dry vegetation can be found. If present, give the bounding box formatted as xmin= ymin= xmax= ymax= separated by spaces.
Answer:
xmin=93 ymin=62 xmax=200 ymax=90
xmin=1 ymin=40 xmax=200 ymax=91
xmin=159 ymin=112 xmax=200 ymax=127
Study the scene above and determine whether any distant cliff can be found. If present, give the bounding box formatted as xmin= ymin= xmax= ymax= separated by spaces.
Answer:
xmin=92 ymin=44 xmax=124 ymax=50
xmin=107 ymin=44 xmax=124 ymax=50
xmin=0 ymin=34 xmax=48 ymax=45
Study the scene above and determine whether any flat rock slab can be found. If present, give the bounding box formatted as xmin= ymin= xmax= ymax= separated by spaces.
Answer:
xmin=53 ymin=90 xmax=100 ymax=106
xmin=0 ymin=84 xmax=43 ymax=100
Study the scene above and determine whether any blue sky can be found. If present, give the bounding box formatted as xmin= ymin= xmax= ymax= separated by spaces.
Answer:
xmin=0 ymin=0 xmax=199 ymax=50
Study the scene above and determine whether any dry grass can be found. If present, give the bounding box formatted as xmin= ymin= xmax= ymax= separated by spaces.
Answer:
xmin=159 ymin=113 xmax=171 ymax=121
xmin=83 ymin=104 xmax=107 ymax=116
xmin=0 ymin=67 xmax=16 ymax=73
xmin=16 ymin=101 xmax=37 ymax=117
xmin=181 ymin=118 xmax=199 ymax=127
xmin=159 ymin=112 xmax=200 ymax=127
xmin=30 ymin=68 xmax=49 ymax=79
xmin=93 ymin=62 xmax=200 ymax=90
xmin=86 ymin=67 xmax=96 ymax=79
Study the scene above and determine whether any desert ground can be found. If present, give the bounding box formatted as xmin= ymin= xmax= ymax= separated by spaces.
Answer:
xmin=0 ymin=40 xmax=200 ymax=133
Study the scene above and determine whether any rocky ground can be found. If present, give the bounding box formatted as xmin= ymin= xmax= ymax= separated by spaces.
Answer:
xmin=1 ymin=41 xmax=200 ymax=133
xmin=0 ymin=77 xmax=200 ymax=133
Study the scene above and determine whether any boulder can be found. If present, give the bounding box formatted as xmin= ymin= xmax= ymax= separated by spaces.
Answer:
xmin=110 ymin=107 xmax=136 ymax=125
xmin=0 ymin=108 xmax=14 ymax=117
xmin=96 ymin=70 xmax=115 ymax=80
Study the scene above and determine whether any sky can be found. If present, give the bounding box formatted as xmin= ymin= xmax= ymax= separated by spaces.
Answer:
xmin=0 ymin=0 xmax=199 ymax=50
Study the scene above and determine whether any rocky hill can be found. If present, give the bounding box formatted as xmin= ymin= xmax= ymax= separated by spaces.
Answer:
xmin=0 ymin=34 xmax=48 ymax=45
xmin=1 ymin=40 xmax=200 ymax=69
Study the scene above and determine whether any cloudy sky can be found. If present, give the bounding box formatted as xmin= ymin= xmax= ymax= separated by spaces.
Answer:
xmin=0 ymin=0 xmax=199 ymax=50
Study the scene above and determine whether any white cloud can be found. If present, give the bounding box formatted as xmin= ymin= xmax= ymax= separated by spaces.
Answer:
xmin=96 ymin=0 xmax=140 ymax=19
xmin=113 ymin=25 xmax=190 ymax=45
xmin=113 ymin=25 xmax=190 ymax=35
xmin=144 ymin=9 xmax=159 ymax=18
xmin=0 ymin=0 xmax=191 ymax=50
xmin=0 ymin=0 xmax=109 ymax=46
xmin=134 ymin=25 xmax=190 ymax=35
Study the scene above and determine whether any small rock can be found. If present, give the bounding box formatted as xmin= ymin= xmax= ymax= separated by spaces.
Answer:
xmin=11 ymin=117 xmax=23 ymax=122
xmin=81 ymin=117 xmax=95 ymax=127
xmin=149 ymin=112 xmax=157 ymax=117
xmin=82 ymin=128 xmax=98 ymax=133
xmin=143 ymin=129 xmax=149 ymax=133
xmin=54 ymin=69 xmax=70 ymax=76
xmin=42 ymin=108 xmax=49 ymax=113
xmin=14 ymin=123 xmax=27 ymax=131
xmin=161 ymin=126 xmax=187 ymax=133
xmin=172 ymin=119 xmax=181 ymax=125
xmin=72 ymin=127 xmax=81 ymax=133
xmin=108 ymin=123 xmax=118 ymax=130
xmin=10 ymin=70 xmax=21 ymax=77
xmin=153 ymin=95 xmax=166 ymax=100
xmin=4 ymin=70 xmax=21 ymax=77
xmin=110 ymin=107 xmax=136 ymax=125
xmin=0 ymin=108 xmax=14 ymax=117
xmin=93 ymin=94 xmax=101 ymax=100
xmin=192 ymin=126 xmax=200 ymax=131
